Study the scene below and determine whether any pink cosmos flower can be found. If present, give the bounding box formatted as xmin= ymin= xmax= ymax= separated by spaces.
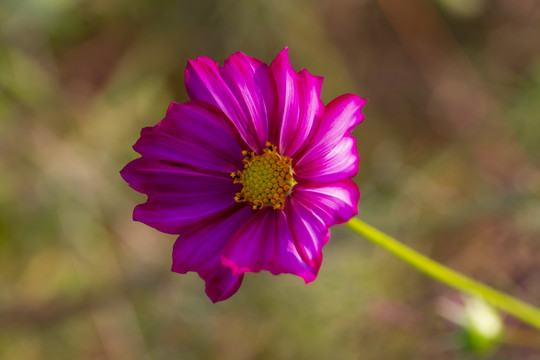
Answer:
xmin=120 ymin=48 xmax=366 ymax=302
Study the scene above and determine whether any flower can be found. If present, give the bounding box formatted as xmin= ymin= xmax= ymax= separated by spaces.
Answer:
xmin=120 ymin=48 xmax=366 ymax=302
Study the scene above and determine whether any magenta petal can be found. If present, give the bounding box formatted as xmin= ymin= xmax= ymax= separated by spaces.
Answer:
xmin=284 ymin=195 xmax=330 ymax=272
xmin=200 ymin=265 xmax=244 ymax=303
xmin=219 ymin=52 xmax=276 ymax=152
xmin=291 ymin=179 xmax=360 ymax=227
xmin=269 ymin=48 xmax=324 ymax=157
xmin=295 ymin=94 xmax=367 ymax=183
xmin=295 ymin=136 xmax=359 ymax=183
xmin=294 ymin=69 xmax=324 ymax=154
xmin=172 ymin=206 xmax=254 ymax=274
xmin=134 ymin=101 xmax=244 ymax=174
xmin=185 ymin=54 xmax=271 ymax=151
xmin=171 ymin=206 xmax=253 ymax=302
xmin=120 ymin=158 xmax=239 ymax=234
xmin=221 ymin=208 xmax=317 ymax=283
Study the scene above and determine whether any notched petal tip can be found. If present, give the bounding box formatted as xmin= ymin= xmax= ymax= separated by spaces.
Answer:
xmin=186 ymin=55 xmax=218 ymax=67
xmin=343 ymin=94 xmax=368 ymax=127
xmin=119 ymin=158 xmax=147 ymax=194
xmin=298 ymin=269 xmax=318 ymax=284
xmin=165 ymin=101 xmax=183 ymax=116
xmin=201 ymin=267 xmax=245 ymax=303
xmin=299 ymin=68 xmax=324 ymax=85
xmin=224 ymin=50 xmax=258 ymax=65
xmin=184 ymin=56 xmax=220 ymax=91
xmin=271 ymin=47 xmax=293 ymax=69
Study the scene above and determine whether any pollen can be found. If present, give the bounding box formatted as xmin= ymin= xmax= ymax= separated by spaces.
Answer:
xmin=231 ymin=142 xmax=296 ymax=210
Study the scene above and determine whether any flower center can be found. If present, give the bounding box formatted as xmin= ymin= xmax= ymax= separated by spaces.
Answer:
xmin=231 ymin=142 xmax=296 ymax=210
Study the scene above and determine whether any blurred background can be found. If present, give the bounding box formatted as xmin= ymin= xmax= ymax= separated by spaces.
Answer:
xmin=1 ymin=0 xmax=540 ymax=358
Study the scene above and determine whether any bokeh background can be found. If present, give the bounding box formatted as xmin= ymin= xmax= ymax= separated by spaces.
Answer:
xmin=1 ymin=0 xmax=540 ymax=358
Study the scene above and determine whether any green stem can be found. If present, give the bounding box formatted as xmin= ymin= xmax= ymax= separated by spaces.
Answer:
xmin=346 ymin=217 xmax=540 ymax=330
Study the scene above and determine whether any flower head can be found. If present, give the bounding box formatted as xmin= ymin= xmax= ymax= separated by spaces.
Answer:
xmin=120 ymin=48 xmax=366 ymax=302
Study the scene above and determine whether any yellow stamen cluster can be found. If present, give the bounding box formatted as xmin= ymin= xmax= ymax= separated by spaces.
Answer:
xmin=231 ymin=142 xmax=295 ymax=210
